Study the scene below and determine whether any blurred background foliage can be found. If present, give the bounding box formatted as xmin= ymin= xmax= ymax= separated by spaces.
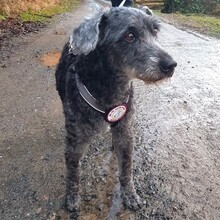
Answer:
xmin=162 ymin=0 xmax=220 ymax=15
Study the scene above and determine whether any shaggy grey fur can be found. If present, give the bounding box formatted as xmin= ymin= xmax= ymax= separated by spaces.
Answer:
xmin=55 ymin=7 xmax=177 ymax=218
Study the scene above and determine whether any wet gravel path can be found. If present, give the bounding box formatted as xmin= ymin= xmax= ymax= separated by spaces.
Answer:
xmin=0 ymin=0 xmax=220 ymax=219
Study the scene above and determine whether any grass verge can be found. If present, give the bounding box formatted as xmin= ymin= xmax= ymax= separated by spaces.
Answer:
xmin=0 ymin=0 xmax=80 ymax=22
xmin=19 ymin=0 xmax=80 ymax=22
xmin=156 ymin=11 xmax=220 ymax=38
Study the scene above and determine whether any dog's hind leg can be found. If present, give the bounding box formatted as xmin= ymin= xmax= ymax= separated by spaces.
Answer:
xmin=111 ymin=116 xmax=142 ymax=211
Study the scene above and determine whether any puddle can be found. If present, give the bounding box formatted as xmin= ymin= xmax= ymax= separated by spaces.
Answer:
xmin=40 ymin=51 xmax=61 ymax=67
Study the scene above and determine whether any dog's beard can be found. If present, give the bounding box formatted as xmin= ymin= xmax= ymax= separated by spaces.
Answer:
xmin=137 ymin=70 xmax=169 ymax=84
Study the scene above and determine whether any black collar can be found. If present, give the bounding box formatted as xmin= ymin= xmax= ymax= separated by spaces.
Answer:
xmin=75 ymin=73 xmax=106 ymax=113
xmin=75 ymin=73 xmax=131 ymax=123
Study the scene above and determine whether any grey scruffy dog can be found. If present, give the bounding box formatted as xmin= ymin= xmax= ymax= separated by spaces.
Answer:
xmin=55 ymin=7 xmax=177 ymax=217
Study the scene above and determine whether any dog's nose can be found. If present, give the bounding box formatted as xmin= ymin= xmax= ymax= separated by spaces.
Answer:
xmin=159 ymin=57 xmax=177 ymax=76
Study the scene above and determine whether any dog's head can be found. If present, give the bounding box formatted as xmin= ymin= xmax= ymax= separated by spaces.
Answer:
xmin=70 ymin=7 xmax=177 ymax=82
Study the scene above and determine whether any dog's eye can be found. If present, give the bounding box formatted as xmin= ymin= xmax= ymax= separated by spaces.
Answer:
xmin=124 ymin=32 xmax=135 ymax=43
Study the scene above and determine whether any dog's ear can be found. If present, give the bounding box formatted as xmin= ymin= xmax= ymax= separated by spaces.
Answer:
xmin=69 ymin=12 xmax=106 ymax=55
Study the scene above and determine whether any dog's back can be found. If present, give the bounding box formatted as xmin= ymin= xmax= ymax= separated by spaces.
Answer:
xmin=55 ymin=43 xmax=76 ymax=103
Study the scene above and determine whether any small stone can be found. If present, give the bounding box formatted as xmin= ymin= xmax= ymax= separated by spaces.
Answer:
xmin=98 ymin=204 xmax=104 ymax=211
xmin=54 ymin=29 xmax=66 ymax=35
xmin=172 ymin=206 xmax=178 ymax=211
xmin=83 ymin=195 xmax=92 ymax=201
xmin=36 ymin=207 xmax=42 ymax=214
xmin=1 ymin=64 xmax=7 ymax=68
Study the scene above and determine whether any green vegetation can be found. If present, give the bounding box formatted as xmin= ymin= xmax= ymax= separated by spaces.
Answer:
xmin=0 ymin=15 xmax=7 ymax=21
xmin=162 ymin=0 xmax=220 ymax=14
xmin=189 ymin=14 xmax=220 ymax=34
xmin=157 ymin=11 xmax=220 ymax=38
xmin=20 ymin=0 xmax=80 ymax=22
xmin=159 ymin=0 xmax=220 ymax=38
xmin=0 ymin=0 xmax=80 ymax=23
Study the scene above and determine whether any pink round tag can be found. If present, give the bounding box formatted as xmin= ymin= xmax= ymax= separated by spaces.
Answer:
xmin=106 ymin=104 xmax=127 ymax=123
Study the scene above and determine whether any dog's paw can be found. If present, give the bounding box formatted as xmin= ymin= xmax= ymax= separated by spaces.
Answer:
xmin=65 ymin=193 xmax=80 ymax=213
xmin=121 ymin=186 xmax=142 ymax=211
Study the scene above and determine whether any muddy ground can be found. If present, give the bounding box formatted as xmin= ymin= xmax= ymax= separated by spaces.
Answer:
xmin=0 ymin=0 xmax=220 ymax=219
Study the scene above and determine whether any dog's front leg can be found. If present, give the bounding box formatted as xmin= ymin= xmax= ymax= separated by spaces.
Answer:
xmin=111 ymin=117 xmax=142 ymax=211
xmin=65 ymin=132 xmax=90 ymax=218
